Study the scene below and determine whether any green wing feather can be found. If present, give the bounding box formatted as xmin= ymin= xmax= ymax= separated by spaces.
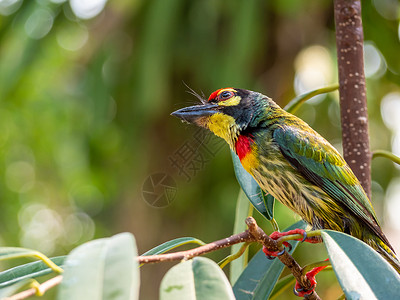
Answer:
xmin=273 ymin=124 xmax=392 ymax=249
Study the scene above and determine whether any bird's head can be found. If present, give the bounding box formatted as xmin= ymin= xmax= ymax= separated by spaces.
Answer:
xmin=171 ymin=88 xmax=270 ymax=149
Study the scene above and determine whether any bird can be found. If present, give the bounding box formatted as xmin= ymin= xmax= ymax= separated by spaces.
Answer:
xmin=171 ymin=87 xmax=400 ymax=283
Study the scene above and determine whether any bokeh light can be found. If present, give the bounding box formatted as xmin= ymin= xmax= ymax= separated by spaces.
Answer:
xmin=372 ymin=0 xmax=399 ymax=20
xmin=57 ymin=24 xmax=89 ymax=51
xmin=294 ymin=45 xmax=333 ymax=103
xmin=70 ymin=0 xmax=107 ymax=20
xmin=24 ymin=8 xmax=54 ymax=39
xmin=381 ymin=92 xmax=400 ymax=162
xmin=0 ymin=0 xmax=21 ymax=16
xmin=364 ymin=42 xmax=386 ymax=78
xmin=385 ymin=178 xmax=400 ymax=230
xmin=381 ymin=92 xmax=400 ymax=132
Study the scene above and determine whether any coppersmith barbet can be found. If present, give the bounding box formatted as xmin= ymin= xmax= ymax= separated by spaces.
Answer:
xmin=172 ymin=87 xmax=400 ymax=274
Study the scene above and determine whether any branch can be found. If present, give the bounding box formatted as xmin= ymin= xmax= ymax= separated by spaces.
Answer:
xmin=9 ymin=218 xmax=321 ymax=300
xmin=139 ymin=217 xmax=321 ymax=300
xmin=5 ymin=275 xmax=63 ymax=300
xmin=334 ymin=0 xmax=371 ymax=198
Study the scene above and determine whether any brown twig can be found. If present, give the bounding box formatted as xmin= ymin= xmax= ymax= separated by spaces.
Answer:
xmin=138 ymin=231 xmax=254 ymax=263
xmin=139 ymin=217 xmax=321 ymax=300
xmin=7 ymin=218 xmax=320 ymax=300
xmin=5 ymin=275 xmax=63 ymax=300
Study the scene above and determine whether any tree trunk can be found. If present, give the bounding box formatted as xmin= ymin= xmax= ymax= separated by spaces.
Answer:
xmin=333 ymin=0 xmax=371 ymax=199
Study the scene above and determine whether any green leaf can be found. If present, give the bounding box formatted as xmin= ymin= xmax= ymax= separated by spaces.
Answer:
xmin=269 ymin=274 xmax=295 ymax=300
xmin=0 ymin=247 xmax=63 ymax=273
xmin=160 ymin=257 xmax=235 ymax=300
xmin=229 ymin=189 xmax=252 ymax=284
xmin=233 ymin=220 xmax=308 ymax=300
xmin=231 ymin=150 xmax=274 ymax=220
xmin=141 ymin=237 xmax=205 ymax=256
xmin=57 ymin=232 xmax=139 ymax=300
xmin=284 ymin=84 xmax=339 ymax=114
xmin=0 ymin=278 xmax=36 ymax=298
xmin=321 ymin=230 xmax=400 ymax=299
xmin=0 ymin=256 xmax=65 ymax=288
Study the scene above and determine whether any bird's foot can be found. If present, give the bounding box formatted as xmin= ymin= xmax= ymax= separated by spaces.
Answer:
xmin=262 ymin=245 xmax=288 ymax=260
xmin=293 ymin=260 xmax=329 ymax=297
xmin=270 ymin=229 xmax=320 ymax=244
xmin=263 ymin=229 xmax=321 ymax=260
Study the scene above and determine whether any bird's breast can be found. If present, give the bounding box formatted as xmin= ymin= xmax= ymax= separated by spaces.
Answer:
xmin=235 ymin=135 xmax=259 ymax=171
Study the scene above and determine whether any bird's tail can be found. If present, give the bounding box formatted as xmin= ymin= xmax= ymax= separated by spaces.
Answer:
xmin=375 ymin=239 xmax=400 ymax=274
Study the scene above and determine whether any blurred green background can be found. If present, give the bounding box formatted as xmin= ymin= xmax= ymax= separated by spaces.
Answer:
xmin=0 ymin=0 xmax=399 ymax=299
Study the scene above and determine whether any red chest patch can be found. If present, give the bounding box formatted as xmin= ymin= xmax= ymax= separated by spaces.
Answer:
xmin=235 ymin=135 xmax=254 ymax=161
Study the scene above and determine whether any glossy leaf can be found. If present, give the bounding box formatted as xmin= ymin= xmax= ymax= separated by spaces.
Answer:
xmin=231 ymin=150 xmax=274 ymax=220
xmin=141 ymin=237 xmax=205 ymax=256
xmin=229 ymin=189 xmax=252 ymax=284
xmin=284 ymin=84 xmax=339 ymax=114
xmin=321 ymin=230 xmax=400 ymax=299
xmin=160 ymin=257 xmax=235 ymax=300
xmin=269 ymin=274 xmax=295 ymax=300
xmin=0 ymin=256 xmax=65 ymax=288
xmin=57 ymin=232 xmax=139 ymax=300
xmin=233 ymin=220 xmax=308 ymax=300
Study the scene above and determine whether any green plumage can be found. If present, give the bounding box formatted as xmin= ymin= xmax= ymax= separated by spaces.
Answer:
xmin=172 ymin=88 xmax=400 ymax=273
xmin=247 ymin=94 xmax=400 ymax=272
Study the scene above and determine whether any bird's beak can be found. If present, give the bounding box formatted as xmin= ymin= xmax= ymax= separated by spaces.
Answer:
xmin=171 ymin=104 xmax=219 ymax=125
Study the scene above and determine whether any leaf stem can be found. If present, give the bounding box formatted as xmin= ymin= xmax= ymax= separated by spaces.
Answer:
xmin=32 ymin=252 xmax=63 ymax=274
xmin=372 ymin=150 xmax=400 ymax=166
xmin=219 ymin=242 xmax=251 ymax=269
xmin=284 ymin=84 xmax=339 ymax=114
xmin=270 ymin=218 xmax=280 ymax=232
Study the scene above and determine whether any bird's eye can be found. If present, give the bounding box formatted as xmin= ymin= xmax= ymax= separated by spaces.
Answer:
xmin=219 ymin=91 xmax=234 ymax=101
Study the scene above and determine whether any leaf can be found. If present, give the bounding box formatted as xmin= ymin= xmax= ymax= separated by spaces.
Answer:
xmin=0 ymin=278 xmax=36 ymax=298
xmin=269 ymin=274 xmax=295 ymax=300
xmin=321 ymin=230 xmax=400 ymax=299
xmin=233 ymin=220 xmax=308 ymax=300
xmin=231 ymin=150 xmax=274 ymax=220
xmin=0 ymin=256 xmax=65 ymax=288
xmin=57 ymin=232 xmax=139 ymax=300
xmin=160 ymin=257 xmax=235 ymax=300
xmin=0 ymin=247 xmax=63 ymax=274
xmin=141 ymin=237 xmax=205 ymax=256
xmin=284 ymin=84 xmax=339 ymax=114
xmin=229 ymin=189 xmax=252 ymax=284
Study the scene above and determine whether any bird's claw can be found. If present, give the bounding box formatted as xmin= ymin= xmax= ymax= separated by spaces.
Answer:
xmin=270 ymin=229 xmax=314 ymax=243
xmin=283 ymin=241 xmax=292 ymax=251
xmin=293 ymin=274 xmax=316 ymax=297
xmin=300 ymin=230 xmax=308 ymax=242
xmin=293 ymin=260 xmax=328 ymax=297
xmin=262 ymin=241 xmax=292 ymax=259
xmin=293 ymin=286 xmax=314 ymax=297
xmin=262 ymin=246 xmax=286 ymax=260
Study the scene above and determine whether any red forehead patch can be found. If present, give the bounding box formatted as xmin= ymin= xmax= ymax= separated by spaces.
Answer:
xmin=208 ymin=88 xmax=234 ymax=101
